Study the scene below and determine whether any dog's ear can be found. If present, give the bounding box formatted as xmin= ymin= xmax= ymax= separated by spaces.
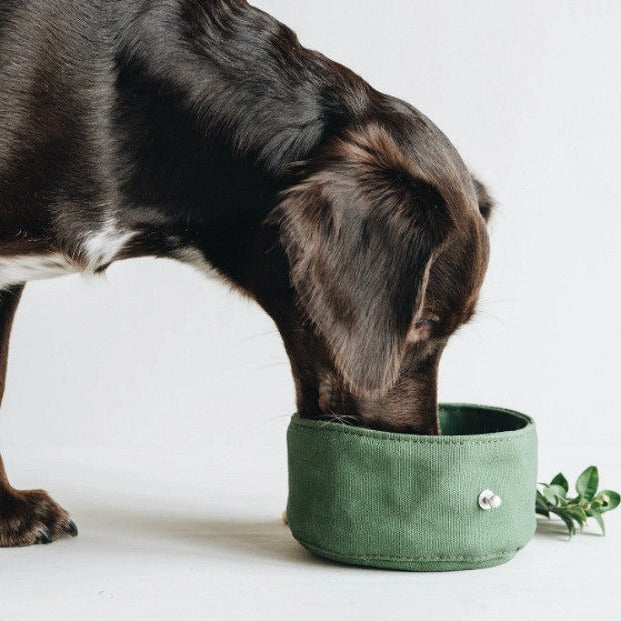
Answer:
xmin=272 ymin=123 xmax=454 ymax=397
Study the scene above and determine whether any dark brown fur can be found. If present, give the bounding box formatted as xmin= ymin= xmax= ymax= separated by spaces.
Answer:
xmin=0 ymin=0 xmax=493 ymax=546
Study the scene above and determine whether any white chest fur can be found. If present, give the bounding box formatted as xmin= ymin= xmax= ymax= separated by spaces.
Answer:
xmin=0 ymin=219 xmax=220 ymax=290
xmin=0 ymin=253 xmax=79 ymax=290
xmin=0 ymin=219 xmax=136 ymax=290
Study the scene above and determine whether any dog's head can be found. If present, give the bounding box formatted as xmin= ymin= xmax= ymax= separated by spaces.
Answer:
xmin=266 ymin=118 xmax=492 ymax=434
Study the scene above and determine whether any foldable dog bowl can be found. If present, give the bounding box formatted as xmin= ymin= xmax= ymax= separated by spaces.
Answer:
xmin=286 ymin=403 xmax=537 ymax=571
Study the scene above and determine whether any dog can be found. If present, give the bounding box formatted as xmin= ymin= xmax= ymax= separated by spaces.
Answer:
xmin=0 ymin=0 xmax=493 ymax=547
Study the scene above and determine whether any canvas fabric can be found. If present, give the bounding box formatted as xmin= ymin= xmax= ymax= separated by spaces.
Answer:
xmin=286 ymin=403 xmax=538 ymax=571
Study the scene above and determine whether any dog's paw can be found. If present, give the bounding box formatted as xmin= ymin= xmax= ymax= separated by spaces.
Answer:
xmin=0 ymin=488 xmax=77 ymax=547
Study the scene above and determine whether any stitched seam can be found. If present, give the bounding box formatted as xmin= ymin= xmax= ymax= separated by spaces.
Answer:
xmin=294 ymin=534 xmax=518 ymax=563
xmin=291 ymin=419 xmax=535 ymax=445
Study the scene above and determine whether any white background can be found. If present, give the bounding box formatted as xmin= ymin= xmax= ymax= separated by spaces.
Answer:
xmin=1 ymin=1 xmax=620 ymax=620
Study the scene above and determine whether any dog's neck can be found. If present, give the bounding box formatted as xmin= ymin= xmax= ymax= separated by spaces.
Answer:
xmin=108 ymin=1 xmax=374 ymax=292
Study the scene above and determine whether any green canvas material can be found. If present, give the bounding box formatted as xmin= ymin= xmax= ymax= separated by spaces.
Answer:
xmin=287 ymin=403 xmax=538 ymax=571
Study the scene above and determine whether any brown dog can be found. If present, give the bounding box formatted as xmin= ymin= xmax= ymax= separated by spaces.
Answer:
xmin=0 ymin=0 xmax=492 ymax=546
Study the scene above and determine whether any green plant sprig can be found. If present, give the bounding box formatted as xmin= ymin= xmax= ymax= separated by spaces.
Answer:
xmin=536 ymin=466 xmax=620 ymax=537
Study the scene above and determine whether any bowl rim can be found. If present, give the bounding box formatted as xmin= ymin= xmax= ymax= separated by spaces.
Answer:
xmin=290 ymin=402 xmax=535 ymax=445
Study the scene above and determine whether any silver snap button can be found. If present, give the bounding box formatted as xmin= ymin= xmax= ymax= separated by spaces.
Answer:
xmin=479 ymin=489 xmax=502 ymax=510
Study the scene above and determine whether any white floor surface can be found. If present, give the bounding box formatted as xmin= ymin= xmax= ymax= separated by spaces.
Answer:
xmin=1 ymin=433 xmax=619 ymax=621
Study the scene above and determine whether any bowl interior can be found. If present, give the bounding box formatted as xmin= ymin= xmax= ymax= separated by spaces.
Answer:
xmin=439 ymin=403 xmax=531 ymax=435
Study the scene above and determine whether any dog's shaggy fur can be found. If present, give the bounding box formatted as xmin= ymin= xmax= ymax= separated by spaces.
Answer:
xmin=0 ymin=0 xmax=493 ymax=546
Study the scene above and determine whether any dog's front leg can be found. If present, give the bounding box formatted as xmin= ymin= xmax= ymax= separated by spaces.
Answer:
xmin=0 ymin=285 xmax=77 ymax=546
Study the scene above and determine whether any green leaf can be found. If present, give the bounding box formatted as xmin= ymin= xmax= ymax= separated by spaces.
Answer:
xmin=541 ymin=485 xmax=559 ymax=506
xmin=548 ymin=484 xmax=568 ymax=501
xmin=597 ymin=490 xmax=620 ymax=513
xmin=576 ymin=466 xmax=599 ymax=500
xmin=591 ymin=510 xmax=606 ymax=536
xmin=559 ymin=513 xmax=576 ymax=537
xmin=536 ymin=468 xmax=618 ymax=538
xmin=565 ymin=506 xmax=588 ymax=528
xmin=551 ymin=472 xmax=569 ymax=493
xmin=536 ymin=490 xmax=550 ymax=516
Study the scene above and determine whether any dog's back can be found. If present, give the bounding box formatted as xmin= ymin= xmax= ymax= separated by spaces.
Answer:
xmin=0 ymin=0 xmax=370 ymax=281
xmin=1 ymin=0 xmax=472 ymax=261
xmin=0 ymin=0 xmax=121 ymax=242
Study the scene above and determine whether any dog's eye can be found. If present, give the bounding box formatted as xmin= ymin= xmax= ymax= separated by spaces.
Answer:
xmin=415 ymin=317 xmax=439 ymax=330
xmin=409 ymin=317 xmax=439 ymax=343
xmin=413 ymin=318 xmax=440 ymax=340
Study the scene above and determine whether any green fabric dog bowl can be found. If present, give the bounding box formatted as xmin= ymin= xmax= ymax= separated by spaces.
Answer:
xmin=286 ymin=403 xmax=537 ymax=571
